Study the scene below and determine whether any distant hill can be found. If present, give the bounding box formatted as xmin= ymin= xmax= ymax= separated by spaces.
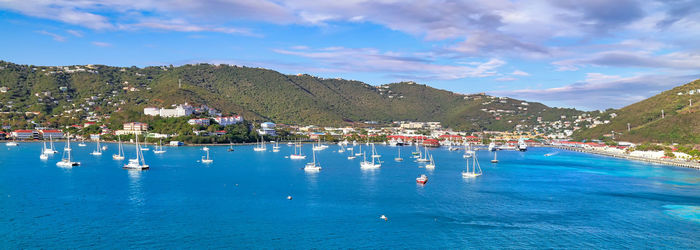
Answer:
xmin=0 ymin=61 xmax=582 ymax=131
xmin=573 ymin=79 xmax=700 ymax=143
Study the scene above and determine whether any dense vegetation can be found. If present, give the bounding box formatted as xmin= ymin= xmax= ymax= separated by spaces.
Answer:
xmin=573 ymin=79 xmax=700 ymax=144
xmin=0 ymin=61 xmax=581 ymax=132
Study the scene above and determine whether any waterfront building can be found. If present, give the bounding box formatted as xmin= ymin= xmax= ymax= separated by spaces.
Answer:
xmin=39 ymin=129 xmax=64 ymax=139
xmin=11 ymin=130 xmax=39 ymax=140
xmin=258 ymin=122 xmax=276 ymax=136
xmin=144 ymin=104 xmax=194 ymax=117
xmin=213 ymin=116 xmax=243 ymax=126
xmin=116 ymin=122 xmax=149 ymax=135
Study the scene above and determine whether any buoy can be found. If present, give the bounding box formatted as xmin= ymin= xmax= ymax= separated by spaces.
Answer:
xmin=287 ymin=195 xmax=293 ymax=200
xmin=380 ymin=215 xmax=388 ymax=221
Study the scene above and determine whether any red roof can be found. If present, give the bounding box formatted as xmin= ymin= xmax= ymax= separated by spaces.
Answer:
xmin=439 ymin=134 xmax=462 ymax=138
xmin=13 ymin=130 xmax=35 ymax=133
xmin=216 ymin=130 xmax=226 ymax=133
xmin=465 ymin=136 xmax=479 ymax=139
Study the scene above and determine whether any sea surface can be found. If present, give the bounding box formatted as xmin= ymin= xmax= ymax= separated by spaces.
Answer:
xmin=1 ymin=142 xmax=699 ymax=248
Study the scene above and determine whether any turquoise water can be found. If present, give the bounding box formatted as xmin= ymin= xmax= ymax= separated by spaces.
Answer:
xmin=1 ymin=143 xmax=699 ymax=248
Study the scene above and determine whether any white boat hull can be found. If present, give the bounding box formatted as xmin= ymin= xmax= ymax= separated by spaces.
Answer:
xmin=57 ymin=161 xmax=80 ymax=167
xmin=290 ymin=154 xmax=306 ymax=159
xmin=462 ymin=172 xmax=482 ymax=178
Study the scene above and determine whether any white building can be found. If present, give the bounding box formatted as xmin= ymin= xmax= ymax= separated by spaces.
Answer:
xmin=214 ymin=116 xmax=243 ymax=126
xmin=258 ymin=122 xmax=276 ymax=136
xmin=188 ymin=118 xmax=210 ymax=126
xmin=143 ymin=107 xmax=159 ymax=116
xmin=144 ymin=104 xmax=193 ymax=117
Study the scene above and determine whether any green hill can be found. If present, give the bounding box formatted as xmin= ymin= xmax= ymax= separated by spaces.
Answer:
xmin=573 ymin=79 xmax=700 ymax=143
xmin=0 ymin=61 xmax=581 ymax=131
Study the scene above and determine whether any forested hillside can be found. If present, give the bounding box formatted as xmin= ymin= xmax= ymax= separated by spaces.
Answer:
xmin=573 ymin=79 xmax=700 ymax=143
xmin=0 ymin=61 xmax=581 ymax=131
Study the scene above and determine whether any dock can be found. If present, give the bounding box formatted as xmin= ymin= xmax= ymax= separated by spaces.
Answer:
xmin=546 ymin=146 xmax=700 ymax=170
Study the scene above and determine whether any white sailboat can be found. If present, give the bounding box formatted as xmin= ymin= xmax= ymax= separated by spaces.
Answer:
xmin=412 ymin=142 xmax=421 ymax=157
xmin=491 ymin=151 xmax=499 ymax=163
xmin=78 ymin=138 xmax=87 ymax=147
xmin=290 ymin=140 xmax=306 ymax=159
xmin=113 ymin=136 xmax=125 ymax=160
xmin=347 ymin=146 xmax=356 ymax=160
xmin=228 ymin=143 xmax=235 ymax=152
xmin=416 ymin=147 xmax=430 ymax=162
xmin=425 ymin=154 xmax=436 ymax=169
xmin=254 ymin=135 xmax=266 ymax=151
xmin=462 ymin=150 xmax=483 ymax=178
xmin=153 ymin=139 xmax=166 ymax=154
xmin=45 ymin=136 xmax=57 ymax=154
xmin=273 ymin=141 xmax=280 ymax=152
xmin=201 ymin=149 xmax=213 ymax=163
xmin=56 ymin=137 xmax=80 ymax=167
xmin=39 ymin=143 xmax=49 ymax=160
xmin=312 ymin=137 xmax=328 ymax=151
xmin=304 ymin=149 xmax=321 ymax=171
xmin=354 ymin=144 xmax=363 ymax=156
xmin=463 ymin=143 xmax=474 ymax=158
xmin=371 ymin=143 xmax=381 ymax=158
xmin=394 ymin=147 xmax=403 ymax=162
xmin=140 ymin=142 xmax=150 ymax=151
xmin=360 ymin=151 xmax=381 ymax=169
xmin=6 ymin=137 xmax=18 ymax=146
xmin=123 ymin=136 xmax=148 ymax=170
xmin=90 ymin=139 xmax=103 ymax=155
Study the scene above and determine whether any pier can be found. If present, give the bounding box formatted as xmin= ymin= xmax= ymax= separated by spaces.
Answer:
xmin=547 ymin=146 xmax=700 ymax=170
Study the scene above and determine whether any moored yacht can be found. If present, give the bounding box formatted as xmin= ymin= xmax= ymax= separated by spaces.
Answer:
xmin=56 ymin=137 xmax=80 ymax=167
xmin=416 ymin=174 xmax=428 ymax=184
xmin=304 ymin=149 xmax=322 ymax=172
xmin=360 ymin=152 xmax=381 ymax=169
xmin=153 ymin=139 xmax=166 ymax=154
xmin=113 ymin=136 xmax=125 ymax=160
xmin=45 ymin=136 xmax=58 ymax=154
xmin=253 ymin=135 xmax=266 ymax=151
xmin=394 ymin=147 xmax=403 ymax=162
xmin=201 ymin=149 xmax=213 ymax=163
xmin=123 ymin=136 xmax=148 ymax=170
xmin=290 ymin=140 xmax=306 ymax=159
xmin=90 ymin=139 xmax=103 ymax=155
xmin=425 ymin=154 xmax=436 ymax=169
xmin=462 ymin=149 xmax=483 ymax=178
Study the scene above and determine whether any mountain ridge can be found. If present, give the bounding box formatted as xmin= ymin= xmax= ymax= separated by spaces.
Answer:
xmin=0 ymin=60 xmax=582 ymax=131
xmin=573 ymin=79 xmax=699 ymax=143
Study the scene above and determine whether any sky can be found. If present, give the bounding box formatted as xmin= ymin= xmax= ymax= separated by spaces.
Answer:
xmin=0 ymin=0 xmax=699 ymax=110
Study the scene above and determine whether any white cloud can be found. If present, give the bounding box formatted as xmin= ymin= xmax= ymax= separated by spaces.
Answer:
xmin=493 ymin=73 xmax=700 ymax=109
xmin=511 ymin=70 xmax=530 ymax=76
xmin=37 ymin=30 xmax=65 ymax=42
xmin=66 ymin=29 xmax=83 ymax=37
xmin=274 ymin=46 xmax=506 ymax=80
xmin=91 ymin=41 xmax=111 ymax=47
xmin=495 ymin=77 xmax=517 ymax=81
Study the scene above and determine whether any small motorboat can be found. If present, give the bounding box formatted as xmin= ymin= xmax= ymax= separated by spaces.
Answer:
xmin=416 ymin=174 xmax=428 ymax=184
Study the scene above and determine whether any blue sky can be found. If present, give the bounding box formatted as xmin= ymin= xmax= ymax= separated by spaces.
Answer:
xmin=1 ymin=0 xmax=699 ymax=110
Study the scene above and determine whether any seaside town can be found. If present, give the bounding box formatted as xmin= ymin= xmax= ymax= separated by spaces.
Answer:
xmin=2 ymin=101 xmax=699 ymax=168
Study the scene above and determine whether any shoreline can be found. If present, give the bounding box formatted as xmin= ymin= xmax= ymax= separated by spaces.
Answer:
xmin=544 ymin=145 xmax=700 ymax=170
xmin=10 ymin=139 xmax=699 ymax=169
